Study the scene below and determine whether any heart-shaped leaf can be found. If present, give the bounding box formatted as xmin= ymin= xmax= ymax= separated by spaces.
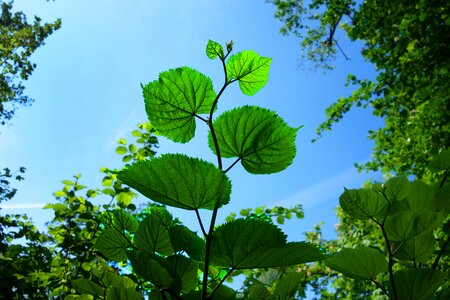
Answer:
xmin=134 ymin=213 xmax=173 ymax=256
xmin=385 ymin=210 xmax=443 ymax=241
xmin=393 ymin=269 xmax=447 ymax=300
xmin=142 ymin=67 xmax=216 ymax=143
xmin=118 ymin=154 xmax=232 ymax=210
xmin=94 ymin=229 xmax=129 ymax=261
xmin=339 ymin=188 xmax=388 ymax=221
xmin=209 ymin=105 xmax=298 ymax=174
xmin=206 ymin=39 xmax=224 ymax=60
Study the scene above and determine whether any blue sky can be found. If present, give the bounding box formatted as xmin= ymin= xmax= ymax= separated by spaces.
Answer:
xmin=1 ymin=0 xmax=383 ymax=244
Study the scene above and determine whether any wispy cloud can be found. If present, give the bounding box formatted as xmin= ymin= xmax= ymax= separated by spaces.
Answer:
xmin=106 ymin=109 xmax=142 ymax=149
xmin=273 ymin=167 xmax=364 ymax=209
xmin=0 ymin=202 xmax=46 ymax=209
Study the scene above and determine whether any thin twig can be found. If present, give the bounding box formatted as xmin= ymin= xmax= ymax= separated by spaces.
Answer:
xmin=195 ymin=209 xmax=207 ymax=237
xmin=224 ymin=158 xmax=241 ymax=174
xmin=208 ymin=268 xmax=235 ymax=299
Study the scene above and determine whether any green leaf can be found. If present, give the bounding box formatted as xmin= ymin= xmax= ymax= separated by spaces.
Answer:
xmin=167 ymin=255 xmax=199 ymax=293
xmin=248 ymin=282 xmax=272 ymax=299
xmin=127 ymin=251 xmax=172 ymax=289
xmin=274 ymin=272 xmax=305 ymax=298
xmin=394 ymin=233 xmax=435 ymax=262
xmin=428 ymin=149 xmax=450 ymax=171
xmin=94 ymin=229 xmax=129 ymax=261
xmin=436 ymin=183 xmax=450 ymax=212
xmin=226 ymin=50 xmax=271 ymax=95
xmin=134 ymin=213 xmax=173 ymax=256
xmin=64 ymin=296 xmax=93 ymax=300
xmin=116 ymin=146 xmax=128 ymax=155
xmin=206 ymin=39 xmax=224 ymax=60
xmin=106 ymin=286 xmax=144 ymax=300
xmin=340 ymin=188 xmax=388 ymax=221
xmin=112 ymin=209 xmax=139 ymax=233
xmin=96 ymin=268 xmax=136 ymax=289
xmin=393 ymin=269 xmax=447 ymax=300
xmin=118 ymin=154 xmax=232 ymax=210
xmin=61 ymin=179 xmax=74 ymax=186
xmin=385 ymin=210 xmax=444 ymax=241
xmin=70 ymin=279 xmax=104 ymax=296
xmin=406 ymin=180 xmax=435 ymax=210
xmin=384 ymin=176 xmax=410 ymax=202
xmin=210 ymin=106 xmax=298 ymax=174
xmin=131 ymin=130 xmax=142 ymax=137
xmin=210 ymin=219 xmax=324 ymax=269
xmin=142 ymin=67 xmax=216 ymax=143
xmin=325 ymin=247 xmax=388 ymax=280
xmin=169 ymin=225 xmax=205 ymax=260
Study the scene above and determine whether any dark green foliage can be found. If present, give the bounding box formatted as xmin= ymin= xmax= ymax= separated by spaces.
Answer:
xmin=0 ymin=1 xmax=61 ymax=125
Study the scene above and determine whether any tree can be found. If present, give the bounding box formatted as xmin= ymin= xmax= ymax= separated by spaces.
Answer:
xmin=267 ymin=0 xmax=450 ymax=178
xmin=0 ymin=0 xmax=61 ymax=126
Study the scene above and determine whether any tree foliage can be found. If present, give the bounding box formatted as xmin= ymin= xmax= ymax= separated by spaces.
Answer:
xmin=268 ymin=0 xmax=450 ymax=178
xmin=0 ymin=0 xmax=61 ymax=125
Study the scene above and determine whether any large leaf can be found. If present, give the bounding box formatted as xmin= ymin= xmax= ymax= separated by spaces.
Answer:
xmin=436 ymin=183 xmax=450 ymax=212
xmin=94 ymin=228 xmax=129 ymax=261
xmin=169 ymin=225 xmax=205 ymax=260
xmin=325 ymin=247 xmax=388 ymax=280
xmin=428 ymin=149 xmax=450 ymax=172
xmin=226 ymin=50 xmax=271 ymax=95
xmin=274 ymin=272 xmax=305 ymax=299
xmin=134 ymin=213 xmax=173 ymax=256
xmin=112 ymin=209 xmax=139 ymax=233
xmin=209 ymin=106 xmax=298 ymax=174
xmin=393 ymin=269 xmax=447 ymax=300
xmin=70 ymin=279 xmax=104 ymax=296
xmin=406 ymin=180 xmax=435 ymax=210
xmin=210 ymin=219 xmax=324 ymax=269
xmin=394 ymin=233 xmax=435 ymax=262
xmin=385 ymin=210 xmax=444 ymax=241
xmin=339 ymin=188 xmax=388 ymax=221
xmin=127 ymin=251 xmax=172 ymax=289
xmin=384 ymin=176 xmax=410 ymax=202
xmin=142 ymin=67 xmax=216 ymax=143
xmin=167 ymin=255 xmax=199 ymax=293
xmin=118 ymin=154 xmax=232 ymax=210
xmin=206 ymin=39 xmax=224 ymax=60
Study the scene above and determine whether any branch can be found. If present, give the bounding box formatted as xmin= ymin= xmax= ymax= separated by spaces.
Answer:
xmin=195 ymin=209 xmax=207 ymax=237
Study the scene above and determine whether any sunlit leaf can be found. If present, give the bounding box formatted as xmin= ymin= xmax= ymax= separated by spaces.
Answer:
xmin=226 ymin=50 xmax=271 ymax=95
xmin=384 ymin=176 xmax=410 ymax=202
xmin=142 ymin=67 xmax=216 ymax=143
xmin=209 ymin=105 xmax=298 ymax=174
xmin=325 ymin=247 xmax=388 ymax=280
xmin=406 ymin=180 xmax=435 ymax=210
xmin=210 ymin=219 xmax=324 ymax=269
xmin=118 ymin=154 xmax=231 ymax=210
xmin=206 ymin=39 xmax=224 ymax=60
xmin=94 ymin=229 xmax=129 ymax=261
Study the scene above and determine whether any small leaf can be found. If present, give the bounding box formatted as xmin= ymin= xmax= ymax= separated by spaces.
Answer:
xmin=274 ymin=272 xmax=305 ymax=298
xmin=112 ymin=209 xmax=139 ymax=233
xmin=143 ymin=67 xmax=216 ymax=143
xmin=428 ymin=149 xmax=450 ymax=171
xmin=206 ymin=39 xmax=224 ymax=60
xmin=94 ymin=229 xmax=129 ymax=261
xmin=131 ymin=130 xmax=142 ymax=137
xmin=385 ymin=210 xmax=444 ymax=241
xmin=127 ymin=251 xmax=172 ymax=289
xmin=116 ymin=146 xmax=128 ymax=155
xmin=210 ymin=106 xmax=298 ymax=174
xmin=339 ymin=188 xmax=388 ymax=221
xmin=393 ymin=269 xmax=447 ymax=300
xmin=61 ymin=179 xmax=74 ymax=186
xmin=226 ymin=50 xmax=272 ymax=95
xmin=134 ymin=213 xmax=173 ymax=256
xmin=211 ymin=219 xmax=324 ymax=269
xmin=118 ymin=154 xmax=232 ymax=210
xmin=325 ymin=247 xmax=388 ymax=280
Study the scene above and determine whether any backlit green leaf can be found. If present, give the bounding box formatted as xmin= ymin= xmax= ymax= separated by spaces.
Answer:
xmin=127 ymin=251 xmax=172 ymax=289
xmin=274 ymin=272 xmax=305 ymax=298
xmin=406 ymin=180 xmax=435 ymax=210
xmin=210 ymin=219 xmax=324 ymax=269
xmin=71 ymin=279 xmax=104 ymax=296
xmin=393 ymin=269 xmax=447 ymax=300
xmin=106 ymin=287 xmax=143 ymax=300
xmin=210 ymin=106 xmax=297 ymax=174
xmin=112 ymin=209 xmax=139 ymax=233
xmin=384 ymin=176 xmax=410 ymax=202
xmin=142 ymin=67 xmax=216 ymax=143
xmin=134 ymin=213 xmax=173 ymax=256
xmin=339 ymin=188 xmax=388 ymax=221
xmin=116 ymin=146 xmax=127 ymax=155
xmin=394 ymin=233 xmax=435 ymax=262
xmin=118 ymin=154 xmax=232 ymax=210
xmin=385 ymin=210 xmax=443 ymax=241
xmin=325 ymin=247 xmax=388 ymax=280
xmin=206 ymin=39 xmax=224 ymax=60
xmin=94 ymin=229 xmax=129 ymax=261
xmin=167 ymin=255 xmax=199 ymax=293
xmin=428 ymin=149 xmax=450 ymax=171
xmin=226 ymin=50 xmax=271 ymax=95
xmin=169 ymin=225 xmax=205 ymax=260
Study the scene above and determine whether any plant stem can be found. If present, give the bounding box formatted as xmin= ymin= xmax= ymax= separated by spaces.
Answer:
xmin=381 ymin=225 xmax=397 ymax=300
xmin=208 ymin=268 xmax=235 ymax=299
xmin=371 ymin=279 xmax=393 ymax=300
xmin=202 ymin=206 xmax=219 ymax=300
xmin=224 ymin=158 xmax=241 ymax=174
xmin=195 ymin=209 xmax=207 ymax=237
xmin=432 ymin=232 xmax=450 ymax=269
